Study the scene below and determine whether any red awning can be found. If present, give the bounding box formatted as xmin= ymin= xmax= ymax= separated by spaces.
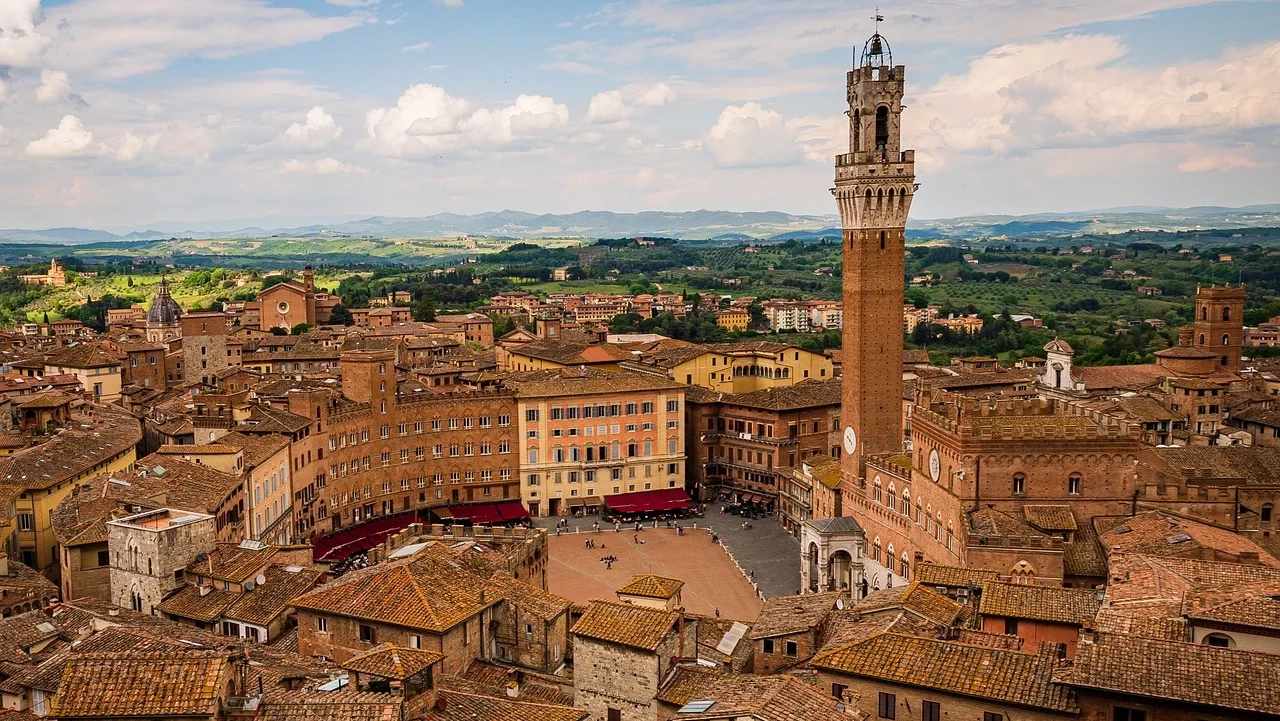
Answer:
xmin=313 ymin=510 xmax=419 ymax=562
xmin=603 ymin=488 xmax=691 ymax=515
xmin=496 ymin=500 xmax=532 ymax=522
xmin=446 ymin=500 xmax=529 ymax=525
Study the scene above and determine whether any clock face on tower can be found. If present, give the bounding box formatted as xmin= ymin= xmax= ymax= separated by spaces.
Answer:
xmin=929 ymin=448 xmax=941 ymax=483
xmin=843 ymin=426 xmax=858 ymax=456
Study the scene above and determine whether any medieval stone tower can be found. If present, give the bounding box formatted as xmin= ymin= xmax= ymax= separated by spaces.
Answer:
xmin=1193 ymin=283 xmax=1246 ymax=373
xmin=836 ymin=28 xmax=916 ymax=480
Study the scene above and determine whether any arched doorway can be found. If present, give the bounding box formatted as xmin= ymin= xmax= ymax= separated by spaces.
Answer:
xmin=829 ymin=550 xmax=853 ymax=592
xmin=807 ymin=543 xmax=820 ymax=592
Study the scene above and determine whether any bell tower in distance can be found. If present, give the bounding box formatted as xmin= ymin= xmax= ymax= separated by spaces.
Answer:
xmin=836 ymin=19 xmax=917 ymax=481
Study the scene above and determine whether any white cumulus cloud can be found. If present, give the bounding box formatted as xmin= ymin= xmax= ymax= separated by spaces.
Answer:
xmin=705 ymin=102 xmax=801 ymax=168
xmin=35 ymin=69 xmax=71 ymax=103
xmin=905 ymin=35 xmax=1280 ymax=170
xmin=366 ymin=83 xmax=568 ymax=156
xmin=0 ymin=0 xmax=52 ymax=68
xmin=278 ymin=157 xmax=368 ymax=174
xmin=112 ymin=131 xmax=162 ymax=161
xmin=632 ymin=82 xmax=677 ymax=107
xmin=279 ymin=106 xmax=342 ymax=149
xmin=26 ymin=114 xmax=96 ymax=158
xmin=586 ymin=90 xmax=631 ymax=124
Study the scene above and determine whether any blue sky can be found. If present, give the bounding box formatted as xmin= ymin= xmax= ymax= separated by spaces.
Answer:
xmin=0 ymin=0 xmax=1277 ymax=229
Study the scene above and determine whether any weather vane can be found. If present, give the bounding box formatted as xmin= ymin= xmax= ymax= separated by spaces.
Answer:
xmin=873 ymin=8 xmax=884 ymax=30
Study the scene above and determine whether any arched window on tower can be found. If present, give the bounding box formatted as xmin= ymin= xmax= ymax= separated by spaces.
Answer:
xmin=1199 ymin=334 xmax=1206 ymax=345
xmin=1222 ymin=334 xmax=1230 ymax=346
xmin=852 ymin=109 xmax=861 ymax=150
xmin=1222 ymin=306 xmax=1231 ymax=321
xmin=875 ymin=106 xmax=889 ymax=150
xmin=1201 ymin=306 xmax=1208 ymax=321
xmin=1013 ymin=473 xmax=1026 ymax=495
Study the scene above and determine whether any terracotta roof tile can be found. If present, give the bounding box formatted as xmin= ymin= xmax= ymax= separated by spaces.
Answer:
xmin=1069 ymin=633 xmax=1280 ymax=715
xmin=218 ymin=431 xmax=290 ymax=468
xmin=656 ymin=670 xmax=850 ymax=721
xmin=1140 ymin=446 xmax=1280 ymax=487
xmin=749 ymin=592 xmax=839 ymax=639
xmin=292 ymin=551 xmax=497 ymax=633
xmin=224 ymin=566 xmax=324 ymax=627
xmin=979 ymin=581 xmax=1101 ymax=625
xmin=1062 ymin=524 xmax=1107 ymax=579
xmin=504 ymin=367 xmax=682 ymax=398
xmin=1098 ymin=510 xmax=1280 ymax=565
xmin=449 ymin=660 xmax=575 ymax=706
xmin=812 ymin=634 xmax=1077 ymax=713
xmin=483 ymin=572 xmax=570 ymax=621
xmin=1022 ymin=505 xmax=1077 ymax=532
xmin=617 ymin=574 xmax=685 ymax=600
xmin=0 ymin=408 xmax=141 ymax=491
xmin=185 ymin=543 xmax=274 ymax=582
xmin=914 ymin=563 xmax=1000 ymax=589
xmin=897 ymin=583 xmax=968 ymax=627
xmin=968 ymin=508 xmax=1053 ymax=541
xmin=1092 ymin=603 xmax=1188 ymax=641
xmin=571 ymin=600 xmax=678 ymax=651
xmin=340 ymin=643 xmax=444 ymax=680
xmin=1182 ymin=579 xmax=1280 ymax=632
xmin=157 ymin=585 xmax=236 ymax=623
xmin=50 ymin=650 xmax=229 ymax=718
xmin=425 ymin=690 xmax=586 ymax=721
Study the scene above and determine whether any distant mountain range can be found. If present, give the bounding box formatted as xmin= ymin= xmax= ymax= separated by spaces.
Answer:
xmin=3 ymin=204 xmax=1280 ymax=244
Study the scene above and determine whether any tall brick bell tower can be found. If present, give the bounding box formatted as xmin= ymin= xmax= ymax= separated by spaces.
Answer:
xmin=835 ymin=24 xmax=916 ymax=482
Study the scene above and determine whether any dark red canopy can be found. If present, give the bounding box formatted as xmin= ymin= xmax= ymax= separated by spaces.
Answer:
xmin=603 ymin=488 xmax=691 ymax=515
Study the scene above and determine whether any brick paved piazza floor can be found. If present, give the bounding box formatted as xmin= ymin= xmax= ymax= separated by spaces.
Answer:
xmin=545 ymin=523 xmax=767 ymax=622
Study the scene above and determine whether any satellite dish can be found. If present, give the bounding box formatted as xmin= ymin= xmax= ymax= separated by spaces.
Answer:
xmin=835 ymin=598 xmax=845 ymax=610
xmin=244 ymin=581 xmax=255 ymax=591
xmin=255 ymin=574 xmax=267 ymax=586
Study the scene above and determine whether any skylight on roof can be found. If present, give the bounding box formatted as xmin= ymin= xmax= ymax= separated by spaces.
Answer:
xmin=1167 ymin=533 xmax=1192 ymax=544
xmin=678 ymin=701 xmax=716 ymax=714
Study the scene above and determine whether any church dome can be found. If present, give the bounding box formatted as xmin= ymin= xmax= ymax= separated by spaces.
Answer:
xmin=146 ymin=278 xmax=183 ymax=325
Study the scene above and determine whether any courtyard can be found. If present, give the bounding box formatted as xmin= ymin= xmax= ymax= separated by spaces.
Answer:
xmin=539 ymin=514 xmax=800 ymax=622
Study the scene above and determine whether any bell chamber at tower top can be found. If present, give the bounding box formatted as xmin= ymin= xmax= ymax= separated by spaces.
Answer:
xmin=832 ymin=28 xmax=917 ymax=231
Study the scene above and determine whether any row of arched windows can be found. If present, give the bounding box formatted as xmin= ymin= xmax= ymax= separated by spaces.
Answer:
xmin=870 ymin=537 xmax=911 ymax=579
xmin=1201 ymin=306 xmax=1232 ymax=321
xmin=1196 ymin=333 xmax=1232 ymax=346
xmin=872 ymin=477 xmax=957 ymax=551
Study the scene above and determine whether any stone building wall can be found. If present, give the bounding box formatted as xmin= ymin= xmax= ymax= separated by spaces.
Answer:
xmin=573 ymin=622 xmax=695 ymax=721
xmin=107 ymin=510 xmax=216 ymax=614
xmin=295 ymin=608 xmax=487 ymax=673
xmin=752 ymin=629 xmax=817 ymax=675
